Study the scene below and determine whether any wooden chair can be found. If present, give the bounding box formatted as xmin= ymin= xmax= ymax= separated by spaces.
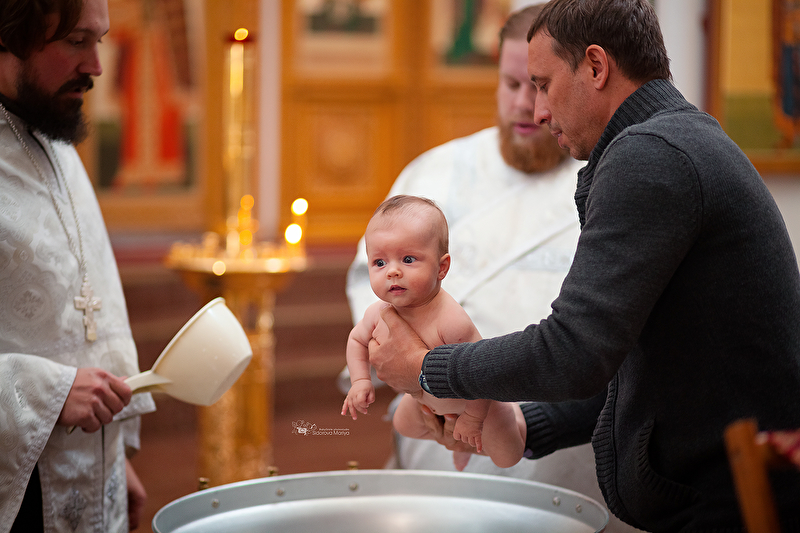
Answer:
xmin=724 ymin=418 xmax=789 ymax=533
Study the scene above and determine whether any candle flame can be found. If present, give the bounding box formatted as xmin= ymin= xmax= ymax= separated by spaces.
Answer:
xmin=285 ymin=224 xmax=303 ymax=244
xmin=212 ymin=260 xmax=227 ymax=276
xmin=291 ymin=198 xmax=308 ymax=216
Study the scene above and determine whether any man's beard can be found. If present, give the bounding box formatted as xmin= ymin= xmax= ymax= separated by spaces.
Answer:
xmin=498 ymin=114 xmax=568 ymax=174
xmin=15 ymin=66 xmax=92 ymax=144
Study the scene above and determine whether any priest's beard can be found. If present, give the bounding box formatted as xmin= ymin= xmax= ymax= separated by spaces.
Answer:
xmin=498 ymin=114 xmax=568 ymax=174
xmin=15 ymin=66 xmax=92 ymax=144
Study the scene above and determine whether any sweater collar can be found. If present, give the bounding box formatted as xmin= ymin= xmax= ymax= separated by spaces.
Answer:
xmin=574 ymin=79 xmax=692 ymax=226
xmin=592 ymin=79 xmax=691 ymax=163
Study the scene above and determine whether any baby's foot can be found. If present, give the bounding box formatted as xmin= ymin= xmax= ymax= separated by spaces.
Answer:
xmin=453 ymin=451 xmax=471 ymax=471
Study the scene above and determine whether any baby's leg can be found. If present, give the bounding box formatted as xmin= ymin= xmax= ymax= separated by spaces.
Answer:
xmin=480 ymin=402 xmax=526 ymax=469
xmin=395 ymin=396 xmax=477 ymax=471
xmin=393 ymin=394 xmax=435 ymax=440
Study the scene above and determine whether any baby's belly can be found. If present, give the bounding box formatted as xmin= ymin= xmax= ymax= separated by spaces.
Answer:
xmin=420 ymin=392 xmax=466 ymax=416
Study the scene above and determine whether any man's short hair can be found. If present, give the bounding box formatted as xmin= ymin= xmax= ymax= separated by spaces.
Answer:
xmin=528 ymin=0 xmax=671 ymax=83
xmin=499 ymin=4 xmax=544 ymax=52
xmin=0 ymin=0 xmax=83 ymax=59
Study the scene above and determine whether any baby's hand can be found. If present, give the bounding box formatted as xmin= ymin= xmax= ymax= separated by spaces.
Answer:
xmin=341 ymin=379 xmax=375 ymax=420
xmin=452 ymin=411 xmax=484 ymax=453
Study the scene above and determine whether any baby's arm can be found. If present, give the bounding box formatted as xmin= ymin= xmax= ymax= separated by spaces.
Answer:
xmin=452 ymin=399 xmax=490 ymax=452
xmin=341 ymin=305 xmax=381 ymax=419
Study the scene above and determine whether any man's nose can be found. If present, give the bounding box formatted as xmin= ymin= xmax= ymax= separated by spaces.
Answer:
xmin=79 ymin=45 xmax=103 ymax=77
xmin=533 ymin=97 xmax=551 ymax=126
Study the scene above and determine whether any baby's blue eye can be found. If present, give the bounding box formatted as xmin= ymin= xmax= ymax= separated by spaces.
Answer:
xmin=403 ymin=256 xmax=416 ymax=264
xmin=375 ymin=259 xmax=385 ymax=267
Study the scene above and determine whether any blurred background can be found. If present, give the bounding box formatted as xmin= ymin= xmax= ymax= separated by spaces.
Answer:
xmin=77 ymin=0 xmax=800 ymax=528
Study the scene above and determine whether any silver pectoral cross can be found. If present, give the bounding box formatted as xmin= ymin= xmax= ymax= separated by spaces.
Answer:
xmin=74 ymin=276 xmax=101 ymax=342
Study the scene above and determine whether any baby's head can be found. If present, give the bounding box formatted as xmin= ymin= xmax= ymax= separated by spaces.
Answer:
xmin=364 ymin=195 xmax=450 ymax=308
xmin=367 ymin=195 xmax=448 ymax=255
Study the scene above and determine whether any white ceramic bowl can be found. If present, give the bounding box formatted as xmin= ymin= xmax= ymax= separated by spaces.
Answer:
xmin=128 ymin=297 xmax=253 ymax=405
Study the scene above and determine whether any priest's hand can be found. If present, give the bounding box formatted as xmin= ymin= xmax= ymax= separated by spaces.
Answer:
xmin=368 ymin=305 xmax=429 ymax=394
xmin=58 ymin=368 xmax=132 ymax=432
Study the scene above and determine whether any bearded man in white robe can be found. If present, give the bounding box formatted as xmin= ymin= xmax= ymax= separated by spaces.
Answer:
xmin=344 ymin=5 xmax=640 ymax=533
xmin=0 ymin=0 xmax=155 ymax=531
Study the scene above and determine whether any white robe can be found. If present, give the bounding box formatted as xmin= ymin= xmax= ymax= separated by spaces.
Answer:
xmin=345 ymin=127 xmax=641 ymax=533
xmin=0 ymin=111 xmax=155 ymax=533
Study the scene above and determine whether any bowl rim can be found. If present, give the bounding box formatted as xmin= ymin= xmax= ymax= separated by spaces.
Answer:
xmin=151 ymin=297 xmax=227 ymax=370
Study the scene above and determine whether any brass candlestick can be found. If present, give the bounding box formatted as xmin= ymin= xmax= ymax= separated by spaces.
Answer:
xmin=167 ymin=27 xmax=308 ymax=487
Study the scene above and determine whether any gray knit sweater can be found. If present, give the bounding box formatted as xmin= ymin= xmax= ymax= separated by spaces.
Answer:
xmin=423 ymin=80 xmax=800 ymax=532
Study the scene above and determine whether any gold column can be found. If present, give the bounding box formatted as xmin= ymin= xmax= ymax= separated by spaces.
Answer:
xmin=168 ymin=15 xmax=309 ymax=486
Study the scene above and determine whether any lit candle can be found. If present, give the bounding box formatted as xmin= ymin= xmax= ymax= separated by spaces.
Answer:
xmin=284 ymin=224 xmax=302 ymax=246
xmin=237 ymin=194 xmax=256 ymax=250
xmin=223 ymin=28 xmax=256 ymax=226
xmin=285 ymin=198 xmax=308 ymax=255
xmin=291 ymin=198 xmax=308 ymax=233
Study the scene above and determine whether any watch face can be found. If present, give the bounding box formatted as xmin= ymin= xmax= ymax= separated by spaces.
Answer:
xmin=419 ymin=371 xmax=431 ymax=393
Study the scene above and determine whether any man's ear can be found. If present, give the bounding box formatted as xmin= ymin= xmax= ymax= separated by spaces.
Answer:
xmin=438 ymin=253 xmax=451 ymax=280
xmin=585 ymin=44 xmax=610 ymax=89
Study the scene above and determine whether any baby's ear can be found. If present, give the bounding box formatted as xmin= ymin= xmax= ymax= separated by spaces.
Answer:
xmin=438 ymin=253 xmax=451 ymax=280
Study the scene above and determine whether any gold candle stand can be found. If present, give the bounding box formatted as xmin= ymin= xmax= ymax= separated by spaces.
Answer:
xmin=166 ymin=195 xmax=308 ymax=486
xmin=167 ymin=26 xmax=309 ymax=486
xmin=166 ymin=260 xmax=300 ymax=486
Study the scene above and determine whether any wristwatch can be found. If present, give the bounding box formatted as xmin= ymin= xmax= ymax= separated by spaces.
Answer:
xmin=419 ymin=369 xmax=432 ymax=394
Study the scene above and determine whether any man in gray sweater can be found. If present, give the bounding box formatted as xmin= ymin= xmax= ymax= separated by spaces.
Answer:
xmin=369 ymin=0 xmax=800 ymax=531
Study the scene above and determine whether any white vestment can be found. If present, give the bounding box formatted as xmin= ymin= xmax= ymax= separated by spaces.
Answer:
xmin=345 ymin=127 xmax=640 ymax=533
xmin=0 ymin=111 xmax=155 ymax=533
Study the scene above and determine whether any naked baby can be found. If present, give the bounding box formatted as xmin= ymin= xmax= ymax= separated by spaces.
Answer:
xmin=342 ymin=195 xmax=525 ymax=470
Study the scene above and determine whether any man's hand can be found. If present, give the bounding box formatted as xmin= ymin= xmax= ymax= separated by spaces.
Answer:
xmin=57 ymin=368 xmax=132 ymax=433
xmin=368 ymin=306 xmax=429 ymax=393
xmin=126 ymin=458 xmax=147 ymax=531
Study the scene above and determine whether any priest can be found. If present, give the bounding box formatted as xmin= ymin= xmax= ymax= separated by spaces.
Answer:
xmin=0 ymin=0 xmax=155 ymax=531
